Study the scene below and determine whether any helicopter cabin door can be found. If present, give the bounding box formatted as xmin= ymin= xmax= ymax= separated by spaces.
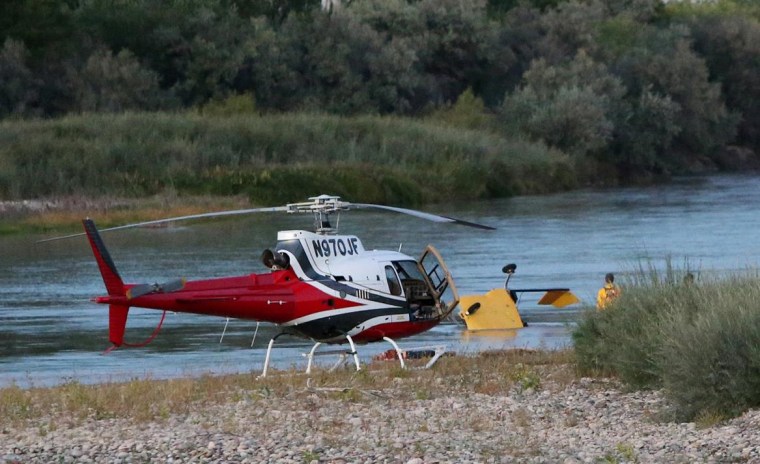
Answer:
xmin=417 ymin=245 xmax=459 ymax=319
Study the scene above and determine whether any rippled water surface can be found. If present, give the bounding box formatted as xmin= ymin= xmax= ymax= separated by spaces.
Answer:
xmin=2 ymin=175 xmax=759 ymax=386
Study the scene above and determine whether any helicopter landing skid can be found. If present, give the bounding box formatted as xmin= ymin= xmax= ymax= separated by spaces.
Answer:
xmin=304 ymin=337 xmax=361 ymax=375
xmin=258 ymin=333 xmax=448 ymax=377
xmin=259 ymin=333 xmax=362 ymax=378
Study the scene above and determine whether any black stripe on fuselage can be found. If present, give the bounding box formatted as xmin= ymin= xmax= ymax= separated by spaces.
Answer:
xmin=287 ymin=306 xmax=405 ymax=341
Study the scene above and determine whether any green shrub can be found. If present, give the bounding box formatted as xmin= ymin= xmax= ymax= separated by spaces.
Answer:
xmin=574 ymin=263 xmax=760 ymax=421
xmin=426 ymin=88 xmax=495 ymax=131
xmin=659 ymin=277 xmax=760 ymax=421
xmin=198 ymin=93 xmax=257 ymax=116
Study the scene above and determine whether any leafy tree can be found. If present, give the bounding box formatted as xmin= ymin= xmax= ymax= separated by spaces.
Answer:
xmin=352 ymin=0 xmax=515 ymax=110
xmin=0 ymin=0 xmax=78 ymax=59
xmin=241 ymin=0 xmax=511 ymax=115
xmin=605 ymin=25 xmax=737 ymax=159
xmin=612 ymin=87 xmax=681 ymax=174
xmin=497 ymin=5 xmax=546 ymax=95
xmin=686 ymin=14 xmax=760 ymax=153
xmin=415 ymin=0 xmax=510 ymax=106
xmin=338 ymin=0 xmax=435 ymax=112
xmin=0 ymin=39 xmax=39 ymax=117
xmin=487 ymin=0 xmax=566 ymax=17
xmin=235 ymin=17 xmax=305 ymax=111
xmin=598 ymin=0 xmax=661 ymax=21
xmin=237 ymin=11 xmax=381 ymax=113
xmin=538 ymin=0 xmax=608 ymax=64
xmin=225 ymin=0 xmax=321 ymax=23
xmin=502 ymin=52 xmax=625 ymax=157
xmin=294 ymin=11 xmax=381 ymax=114
xmin=68 ymin=47 xmax=165 ymax=112
xmin=74 ymin=0 xmax=249 ymax=105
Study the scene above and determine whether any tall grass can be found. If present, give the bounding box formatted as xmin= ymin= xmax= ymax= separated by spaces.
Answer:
xmin=0 ymin=111 xmax=576 ymax=206
xmin=573 ymin=262 xmax=760 ymax=421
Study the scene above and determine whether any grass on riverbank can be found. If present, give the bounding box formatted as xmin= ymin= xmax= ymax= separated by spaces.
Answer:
xmin=0 ymin=111 xmax=577 ymax=208
xmin=0 ymin=349 xmax=575 ymax=429
xmin=573 ymin=263 xmax=760 ymax=422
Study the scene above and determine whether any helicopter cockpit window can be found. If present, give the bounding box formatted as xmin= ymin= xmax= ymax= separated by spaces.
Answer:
xmin=394 ymin=260 xmax=434 ymax=305
xmin=384 ymin=265 xmax=402 ymax=296
xmin=394 ymin=261 xmax=426 ymax=281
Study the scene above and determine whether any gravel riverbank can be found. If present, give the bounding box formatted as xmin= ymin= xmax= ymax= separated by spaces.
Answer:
xmin=2 ymin=365 xmax=759 ymax=463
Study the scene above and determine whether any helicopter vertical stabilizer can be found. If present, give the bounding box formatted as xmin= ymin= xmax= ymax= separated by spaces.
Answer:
xmin=83 ymin=219 xmax=130 ymax=346
xmin=82 ymin=219 xmax=125 ymax=296
xmin=109 ymin=304 xmax=129 ymax=346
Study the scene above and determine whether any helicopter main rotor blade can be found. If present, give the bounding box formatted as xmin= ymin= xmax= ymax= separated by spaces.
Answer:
xmin=37 ymin=206 xmax=289 ymax=242
xmin=350 ymin=203 xmax=495 ymax=230
xmin=37 ymin=194 xmax=494 ymax=242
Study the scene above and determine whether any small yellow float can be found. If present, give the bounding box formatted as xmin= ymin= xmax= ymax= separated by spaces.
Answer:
xmin=459 ymin=264 xmax=579 ymax=330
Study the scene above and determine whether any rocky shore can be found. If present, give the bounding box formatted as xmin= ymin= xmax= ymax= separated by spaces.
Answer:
xmin=2 ymin=365 xmax=759 ymax=464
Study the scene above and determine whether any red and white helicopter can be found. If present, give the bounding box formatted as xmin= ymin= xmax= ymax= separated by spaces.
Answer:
xmin=52 ymin=195 xmax=494 ymax=374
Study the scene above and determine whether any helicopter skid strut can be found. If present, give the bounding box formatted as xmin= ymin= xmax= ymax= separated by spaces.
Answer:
xmin=259 ymin=333 xmax=448 ymax=377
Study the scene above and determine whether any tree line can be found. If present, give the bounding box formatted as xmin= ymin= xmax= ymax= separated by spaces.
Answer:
xmin=1 ymin=0 xmax=759 ymax=183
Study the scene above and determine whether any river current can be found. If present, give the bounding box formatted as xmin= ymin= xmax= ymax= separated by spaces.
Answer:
xmin=1 ymin=174 xmax=759 ymax=387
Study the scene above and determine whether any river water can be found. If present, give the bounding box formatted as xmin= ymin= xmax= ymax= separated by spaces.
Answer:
xmin=2 ymin=174 xmax=759 ymax=387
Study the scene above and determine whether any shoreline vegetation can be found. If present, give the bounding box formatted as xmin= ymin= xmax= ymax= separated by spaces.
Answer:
xmin=2 ymin=0 xmax=760 ymax=235
xmin=0 ymin=109 xmax=757 ymax=236
xmin=0 ymin=111 xmax=577 ymax=234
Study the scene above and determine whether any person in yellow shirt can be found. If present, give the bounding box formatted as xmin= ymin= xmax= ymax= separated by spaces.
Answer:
xmin=596 ymin=272 xmax=621 ymax=310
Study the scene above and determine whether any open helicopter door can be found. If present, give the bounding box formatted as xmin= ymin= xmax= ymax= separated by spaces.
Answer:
xmin=418 ymin=245 xmax=459 ymax=319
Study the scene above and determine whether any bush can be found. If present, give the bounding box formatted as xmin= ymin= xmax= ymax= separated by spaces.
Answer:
xmin=659 ymin=277 xmax=760 ymax=421
xmin=426 ymin=88 xmax=494 ymax=131
xmin=574 ymin=263 xmax=760 ymax=421
xmin=198 ymin=93 xmax=257 ymax=116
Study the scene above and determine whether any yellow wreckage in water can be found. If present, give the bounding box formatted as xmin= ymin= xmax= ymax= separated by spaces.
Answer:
xmin=458 ymin=264 xmax=579 ymax=330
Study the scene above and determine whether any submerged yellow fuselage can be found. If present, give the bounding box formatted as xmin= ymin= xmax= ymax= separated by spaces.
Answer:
xmin=459 ymin=288 xmax=524 ymax=330
xmin=459 ymin=288 xmax=579 ymax=331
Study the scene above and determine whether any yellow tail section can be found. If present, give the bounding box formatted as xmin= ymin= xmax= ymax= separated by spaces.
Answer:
xmin=537 ymin=290 xmax=580 ymax=308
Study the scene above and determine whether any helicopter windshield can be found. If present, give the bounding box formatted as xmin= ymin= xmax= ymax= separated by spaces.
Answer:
xmin=394 ymin=260 xmax=426 ymax=281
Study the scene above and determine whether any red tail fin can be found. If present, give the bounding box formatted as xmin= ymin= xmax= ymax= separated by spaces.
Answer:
xmin=83 ymin=219 xmax=129 ymax=347
xmin=109 ymin=304 xmax=129 ymax=347
xmin=83 ymin=219 xmax=125 ymax=296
